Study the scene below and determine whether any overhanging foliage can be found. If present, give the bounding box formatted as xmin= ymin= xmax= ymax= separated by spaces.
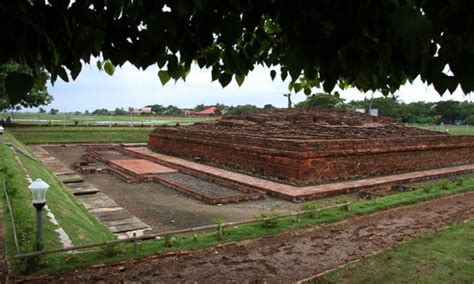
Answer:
xmin=1 ymin=1 xmax=473 ymax=99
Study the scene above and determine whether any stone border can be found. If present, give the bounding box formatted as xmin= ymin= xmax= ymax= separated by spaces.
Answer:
xmin=81 ymin=145 xmax=266 ymax=205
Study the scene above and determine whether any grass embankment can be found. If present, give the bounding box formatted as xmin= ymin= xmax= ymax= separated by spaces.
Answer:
xmin=315 ymin=219 xmax=474 ymax=283
xmin=7 ymin=127 xmax=154 ymax=144
xmin=0 ymin=141 xmax=114 ymax=272
xmin=21 ymin=174 xmax=474 ymax=275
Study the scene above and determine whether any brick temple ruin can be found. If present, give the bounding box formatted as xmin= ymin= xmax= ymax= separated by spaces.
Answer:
xmin=149 ymin=109 xmax=474 ymax=185
xmin=75 ymin=109 xmax=474 ymax=203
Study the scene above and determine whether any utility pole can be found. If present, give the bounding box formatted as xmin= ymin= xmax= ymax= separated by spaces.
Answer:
xmin=284 ymin=93 xmax=292 ymax=109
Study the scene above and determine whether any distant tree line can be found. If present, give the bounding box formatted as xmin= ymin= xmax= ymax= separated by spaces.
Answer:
xmin=295 ymin=93 xmax=474 ymax=124
xmin=38 ymin=95 xmax=474 ymax=125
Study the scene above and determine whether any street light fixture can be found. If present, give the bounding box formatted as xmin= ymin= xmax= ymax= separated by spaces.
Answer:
xmin=28 ymin=179 xmax=49 ymax=251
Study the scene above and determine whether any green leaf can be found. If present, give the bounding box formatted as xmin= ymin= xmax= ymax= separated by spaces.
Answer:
xmin=235 ymin=74 xmax=245 ymax=86
xmin=70 ymin=63 xmax=82 ymax=80
xmin=211 ymin=67 xmax=220 ymax=82
xmin=304 ymin=88 xmax=311 ymax=95
xmin=158 ymin=70 xmax=171 ymax=85
xmin=270 ymin=70 xmax=276 ymax=81
xmin=281 ymin=68 xmax=288 ymax=81
xmin=35 ymin=71 xmax=49 ymax=86
xmin=103 ymin=60 xmax=115 ymax=76
xmin=218 ymin=73 xmax=232 ymax=87
xmin=5 ymin=72 xmax=34 ymax=105
xmin=57 ymin=67 xmax=69 ymax=82
xmin=96 ymin=60 xmax=103 ymax=71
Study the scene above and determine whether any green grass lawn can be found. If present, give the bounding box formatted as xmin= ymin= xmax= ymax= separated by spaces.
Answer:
xmin=314 ymin=219 xmax=474 ymax=283
xmin=410 ymin=123 xmax=474 ymax=136
xmin=6 ymin=127 xmax=154 ymax=144
xmin=0 ymin=113 xmax=212 ymax=126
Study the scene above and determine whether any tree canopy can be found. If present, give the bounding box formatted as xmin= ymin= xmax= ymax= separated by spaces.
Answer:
xmin=0 ymin=62 xmax=52 ymax=111
xmin=295 ymin=93 xmax=345 ymax=109
xmin=2 ymin=1 xmax=474 ymax=101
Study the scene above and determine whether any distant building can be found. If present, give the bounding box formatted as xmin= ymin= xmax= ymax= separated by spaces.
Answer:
xmin=185 ymin=106 xmax=225 ymax=117
xmin=130 ymin=107 xmax=153 ymax=115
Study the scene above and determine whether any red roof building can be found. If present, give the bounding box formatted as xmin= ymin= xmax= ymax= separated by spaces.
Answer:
xmin=195 ymin=106 xmax=217 ymax=115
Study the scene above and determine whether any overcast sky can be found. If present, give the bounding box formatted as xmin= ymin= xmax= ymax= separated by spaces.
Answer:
xmin=31 ymin=61 xmax=473 ymax=112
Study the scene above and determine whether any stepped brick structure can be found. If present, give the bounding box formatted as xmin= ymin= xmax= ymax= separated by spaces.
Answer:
xmin=149 ymin=109 xmax=474 ymax=185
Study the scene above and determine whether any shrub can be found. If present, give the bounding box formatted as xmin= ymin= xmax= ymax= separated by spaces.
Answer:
xmin=214 ymin=218 xmax=227 ymax=240
xmin=101 ymin=243 xmax=124 ymax=258
xmin=300 ymin=203 xmax=318 ymax=219
xmin=258 ymin=210 xmax=279 ymax=228
xmin=422 ymin=186 xmax=432 ymax=194
xmin=437 ymin=179 xmax=451 ymax=191
xmin=455 ymin=177 xmax=465 ymax=187
xmin=164 ymin=235 xmax=177 ymax=247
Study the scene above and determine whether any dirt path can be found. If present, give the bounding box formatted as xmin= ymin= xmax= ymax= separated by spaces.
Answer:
xmin=45 ymin=191 xmax=474 ymax=283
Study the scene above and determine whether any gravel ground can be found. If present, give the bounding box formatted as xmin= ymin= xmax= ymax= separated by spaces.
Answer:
xmin=96 ymin=150 xmax=135 ymax=160
xmin=159 ymin=172 xmax=241 ymax=197
xmin=43 ymin=145 xmax=354 ymax=232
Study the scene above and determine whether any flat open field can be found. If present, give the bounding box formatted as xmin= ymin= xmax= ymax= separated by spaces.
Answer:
xmin=410 ymin=123 xmax=474 ymax=136
xmin=0 ymin=113 xmax=213 ymax=126
xmin=7 ymin=127 xmax=154 ymax=144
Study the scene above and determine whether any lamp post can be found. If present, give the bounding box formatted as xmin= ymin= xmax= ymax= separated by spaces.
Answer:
xmin=28 ymin=179 xmax=49 ymax=251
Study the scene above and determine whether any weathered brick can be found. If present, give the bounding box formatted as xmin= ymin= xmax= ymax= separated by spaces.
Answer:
xmin=149 ymin=109 xmax=474 ymax=185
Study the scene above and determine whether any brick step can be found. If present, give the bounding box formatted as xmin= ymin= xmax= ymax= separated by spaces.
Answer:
xmin=121 ymin=147 xmax=263 ymax=195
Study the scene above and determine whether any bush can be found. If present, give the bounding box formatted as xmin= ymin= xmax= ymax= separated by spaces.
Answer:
xmin=437 ymin=179 xmax=451 ymax=190
xmin=258 ymin=210 xmax=279 ymax=228
xmin=300 ymin=203 xmax=318 ymax=219
xmin=214 ymin=218 xmax=226 ymax=240
xmin=455 ymin=177 xmax=465 ymax=187
xmin=422 ymin=186 xmax=432 ymax=194
xmin=164 ymin=235 xmax=177 ymax=247
xmin=101 ymin=243 xmax=124 ymax=257
xmin=466 ymin=115 xmax=474 ymax=125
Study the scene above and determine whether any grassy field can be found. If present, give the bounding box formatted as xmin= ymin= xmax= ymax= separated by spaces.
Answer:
xmin=315 ymin=219 xmax=474 ymax=283
xmin=6 ymin=127 xmax=155 ymax=144
xmin=0 ymin=112 xmax=212 ymax=126
xmin=410 ymin=123 xmax=474 ymax=135
xmin=8 ymin=124 xmax=474 ymax=145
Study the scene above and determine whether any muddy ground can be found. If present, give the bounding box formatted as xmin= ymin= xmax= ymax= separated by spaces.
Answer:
xmin=44 ymin=190 xmax=474 ymax=283
xmin=44 ymin=145 xmax=350 ymax=231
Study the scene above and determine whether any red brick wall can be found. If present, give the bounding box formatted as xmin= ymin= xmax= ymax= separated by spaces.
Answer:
xmin=149 ymin=129 xmax=474 ymax=185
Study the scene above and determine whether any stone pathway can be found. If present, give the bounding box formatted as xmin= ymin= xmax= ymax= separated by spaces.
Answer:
xmin=11 ymin=147 xmax=74 ymax=249
xmin=29 ymin=146 xmax=151 ymax=239
xmin=125 ymin=147 xmax=474 ymax=201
